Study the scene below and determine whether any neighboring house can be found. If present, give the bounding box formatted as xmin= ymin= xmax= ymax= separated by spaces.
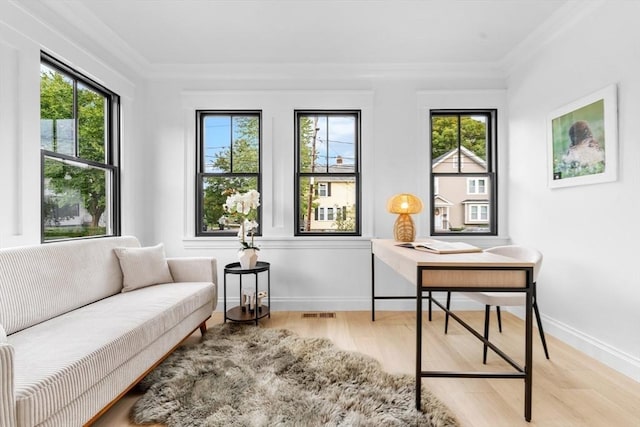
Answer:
xmin=432 ymin=146 xmax=490 ymax=232
xmin=309 ymin=159 xmax=356 ymax=232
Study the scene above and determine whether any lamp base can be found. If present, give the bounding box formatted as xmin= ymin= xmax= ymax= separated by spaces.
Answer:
xmin=393 ymin=214 xmax=415 ymax=242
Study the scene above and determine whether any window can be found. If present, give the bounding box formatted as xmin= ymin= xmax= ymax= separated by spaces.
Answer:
xmin=196 ymin=111 xmax=261 ymax=236
xmin=327 ymin=207 xmax=334 ymax=221
xmin=430 ymin=110 xmax=497 ymax=235
xmin=467 ymin=177 xmax=487 ymax=195
xmin=466 ymin=202 xmax=489 ymax=223
xmin=295 ymin=110 xmax=360 ymax=235
xmin=40 ymin=53 xmax=120 ymax=242
xmin=318 ymin=183 xmax=328 ymax=197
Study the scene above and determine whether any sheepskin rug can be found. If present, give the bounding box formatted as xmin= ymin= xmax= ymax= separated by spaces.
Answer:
xmin=131 ymin=323 xmax=458 ymax=426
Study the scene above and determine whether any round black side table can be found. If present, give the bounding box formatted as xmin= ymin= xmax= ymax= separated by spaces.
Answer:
xmin=223 ymin=261 xmax=271 ymax=325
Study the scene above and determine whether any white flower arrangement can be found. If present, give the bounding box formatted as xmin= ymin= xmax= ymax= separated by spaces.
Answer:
xmin=223 ymin=189 xmax=260 ymax=250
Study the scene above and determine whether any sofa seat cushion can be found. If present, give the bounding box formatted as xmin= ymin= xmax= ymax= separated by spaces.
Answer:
xmin=7 ymin=282 xmax=215 ymax=426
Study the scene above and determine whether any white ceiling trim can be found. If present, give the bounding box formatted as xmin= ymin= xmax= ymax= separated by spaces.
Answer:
xmin=12 ymin=0 xmax=596 ymax=82
xmin=147 ymin=61 xmax=507 ymax=81
xmin=500 ymin=0 xmax=605 ymax=76
xmin=18 ymin=0 xmax=151 ymax=77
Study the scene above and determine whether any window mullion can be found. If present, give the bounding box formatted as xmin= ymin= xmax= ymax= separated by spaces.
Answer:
xmin=73 ymin=79 xmax=79 ymax=158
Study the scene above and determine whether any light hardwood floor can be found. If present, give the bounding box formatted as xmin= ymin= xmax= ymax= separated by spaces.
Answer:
xmin=93 ymin=310 xmax=640 ymax=427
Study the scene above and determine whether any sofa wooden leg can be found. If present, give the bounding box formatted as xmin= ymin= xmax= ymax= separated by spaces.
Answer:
xmin=199 ymin=321 xmax=207 ymax=336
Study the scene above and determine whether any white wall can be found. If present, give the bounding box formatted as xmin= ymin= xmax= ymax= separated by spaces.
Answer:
xmin=507 ymin=1 xmax=640 ymax=381
xmin=138 ymin=75 xmax=509 ymax=313
xmin=2 ymin=0 xmax=637 ymax=385
xmin=0 ymin=0 xmax=145 ymax=248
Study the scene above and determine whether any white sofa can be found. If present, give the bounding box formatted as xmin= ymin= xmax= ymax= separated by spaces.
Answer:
xmin=0 ymin=236 xmax=217 ymax=426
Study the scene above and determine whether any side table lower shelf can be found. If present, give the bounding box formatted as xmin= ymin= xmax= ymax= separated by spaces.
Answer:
xmin=224 ymin=261 xmax=271 ymax=325
xmin=226 ymin=305 xmax=270 ymax=323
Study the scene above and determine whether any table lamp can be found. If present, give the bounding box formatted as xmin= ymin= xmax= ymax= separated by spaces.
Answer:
xmin=387 ymin=193 xmax=423 ymax=242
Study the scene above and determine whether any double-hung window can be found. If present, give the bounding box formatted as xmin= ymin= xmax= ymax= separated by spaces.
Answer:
xmin=40 ymin=52 xmax=120 ymax=242
xmin=430 ymin=110 xmax=497 ymax=235
xmin=196 ymin=111 xmax=261 ymax=236
xmin=295 ymin=110 xmax=360 ymax=235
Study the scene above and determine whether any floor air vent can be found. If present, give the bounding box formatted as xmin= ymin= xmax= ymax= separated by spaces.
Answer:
xmin=302 ymin=312 xmax=336 ymax=319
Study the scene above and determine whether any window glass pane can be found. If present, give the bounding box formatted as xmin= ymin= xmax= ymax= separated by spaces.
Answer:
xmin=461 ymin=115 xmax=488 ymax=171
xmin=232 ymin=116 xmax=259 ymax=173
xmin=299 ymin=115 xmax=324 ymax=173
xmin=203 ymin=116 xmax=231 ymax=173
xmin=40 ymin=64 xmax=75 ymax=156
xmin=77 ymin=83 xmax=107 ymax=163
xmin=203 ymin=115 xmax=259 ymax=173
xmin=200 ymin=176 xmax=258 ymax=233
xmin=202 ymin=116 xmax=231 ymax=173
xmin=328 ymin=115 xmax=356 ymax=172
xmin=298 ymin=175 xmax=356 ymax=233
xmin=432 ymin=175 xmax=491 ymax=233
xmin=197 ymin=111 xmax=260 ymax=237
xmin=299 ymin=114 xmax=357 ymax=173
xmin=43 ymin=156 xmax=112 ymax=241
xmin=431 ymin=116 xmax=459 ymax=172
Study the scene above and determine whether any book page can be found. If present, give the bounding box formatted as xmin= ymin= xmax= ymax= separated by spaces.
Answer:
xmin=396 ymin=239 xmax=482 ymax=254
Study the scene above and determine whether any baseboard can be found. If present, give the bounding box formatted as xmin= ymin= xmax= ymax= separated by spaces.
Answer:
xmin=216 ymin=294 xmax=483 ymax=313
xmin=509 ymin=307 xmax=640 ymax=383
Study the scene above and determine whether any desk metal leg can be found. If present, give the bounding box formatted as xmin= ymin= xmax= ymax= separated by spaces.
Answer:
xmin=416 ymin=283 xmax=423 ymax=410
xmin=371 ymin=252 xmax=376 ymax=321
xmin=525 ymin=274 xmax=533 ymax=421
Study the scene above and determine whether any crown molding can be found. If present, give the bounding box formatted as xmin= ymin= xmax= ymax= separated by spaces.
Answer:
xmin=146 ymin=61 xmax=506 ymax=81
xmin=10 ymin=0 xmax=600 ymax=83
xmin=500 ymin=0 xmax=606 ymax=77
xmin=11 ymin=0 xmax=151 ymax=79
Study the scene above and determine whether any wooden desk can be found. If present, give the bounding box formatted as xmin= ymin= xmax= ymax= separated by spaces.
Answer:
xmin=371 ymin=239 xmax=535 ymax=422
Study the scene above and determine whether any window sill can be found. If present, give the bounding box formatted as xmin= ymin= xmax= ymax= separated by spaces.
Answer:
xmin=182 ymin=235 xmax=374 ymax=250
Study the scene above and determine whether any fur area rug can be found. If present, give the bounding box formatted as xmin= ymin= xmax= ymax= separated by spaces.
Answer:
xmin=131 ymin=323 xmax=459 ymax=426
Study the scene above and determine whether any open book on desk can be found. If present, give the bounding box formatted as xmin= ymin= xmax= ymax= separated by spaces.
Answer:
xmin=396 ymin=239 xmax=482 ymax=254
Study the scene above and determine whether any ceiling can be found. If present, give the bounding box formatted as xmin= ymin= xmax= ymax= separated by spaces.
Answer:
xmin=18 ymin=0 xmax=574 ymax=75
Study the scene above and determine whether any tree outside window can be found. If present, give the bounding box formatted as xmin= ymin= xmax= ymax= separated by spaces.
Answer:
xmin=40 ymin=53 xmax=119 ymax=241
xmin=430 ymin=110 xmax=497 ymax=235
xmin=196 ymin=111 xmax=261 ymax=236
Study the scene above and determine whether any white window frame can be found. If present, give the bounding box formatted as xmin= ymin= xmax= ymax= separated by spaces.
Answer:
xmin=466 ymin=203 xmax=489 ymax=223
xmin=318 ymin=183 xmax=328 ymax=197
xmin=467 ymin=177 xmax=487 ymax=195
xmin=327 ymin=207 xmax=334 ymax=221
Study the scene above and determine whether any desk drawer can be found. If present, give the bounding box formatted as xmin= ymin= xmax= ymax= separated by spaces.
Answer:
xmin=421 ymin=269 xmax=527 ymax=288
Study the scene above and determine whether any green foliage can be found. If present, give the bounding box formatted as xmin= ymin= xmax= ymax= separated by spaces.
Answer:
xmin=41 ymin=67 xmax=108 ymax=229
xmin=44 ymin=226 xmax=106 ymax=240
xmin=298 ymin=116 xmax=320 ymax=231
xmin=554 ymin=159 xmax=605 ymax=179
xmin=333 ymin=204 xmax=356 ymax=231
xmin=201 ymin=116 xmax=259 ymax=231
xmin=431 ymin=116 xmax=487 ymax=161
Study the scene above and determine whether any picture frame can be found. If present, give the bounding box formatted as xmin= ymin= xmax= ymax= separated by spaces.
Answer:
xmin=547 ymin=84 xmax=618 ymax=188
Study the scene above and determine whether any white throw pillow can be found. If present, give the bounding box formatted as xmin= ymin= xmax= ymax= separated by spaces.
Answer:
xmin=0 ymin=323 xmax=7 ymax=343
xmin=114 ymin=243 xmax=174 ymax=292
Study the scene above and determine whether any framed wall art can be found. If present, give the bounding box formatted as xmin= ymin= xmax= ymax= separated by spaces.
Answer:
xmin=547 ymin=84 xmax=618 ymax=188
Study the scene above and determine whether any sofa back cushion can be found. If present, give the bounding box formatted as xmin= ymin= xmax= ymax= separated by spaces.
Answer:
xmin=0 ymin=236 xmax=140 ymax=335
